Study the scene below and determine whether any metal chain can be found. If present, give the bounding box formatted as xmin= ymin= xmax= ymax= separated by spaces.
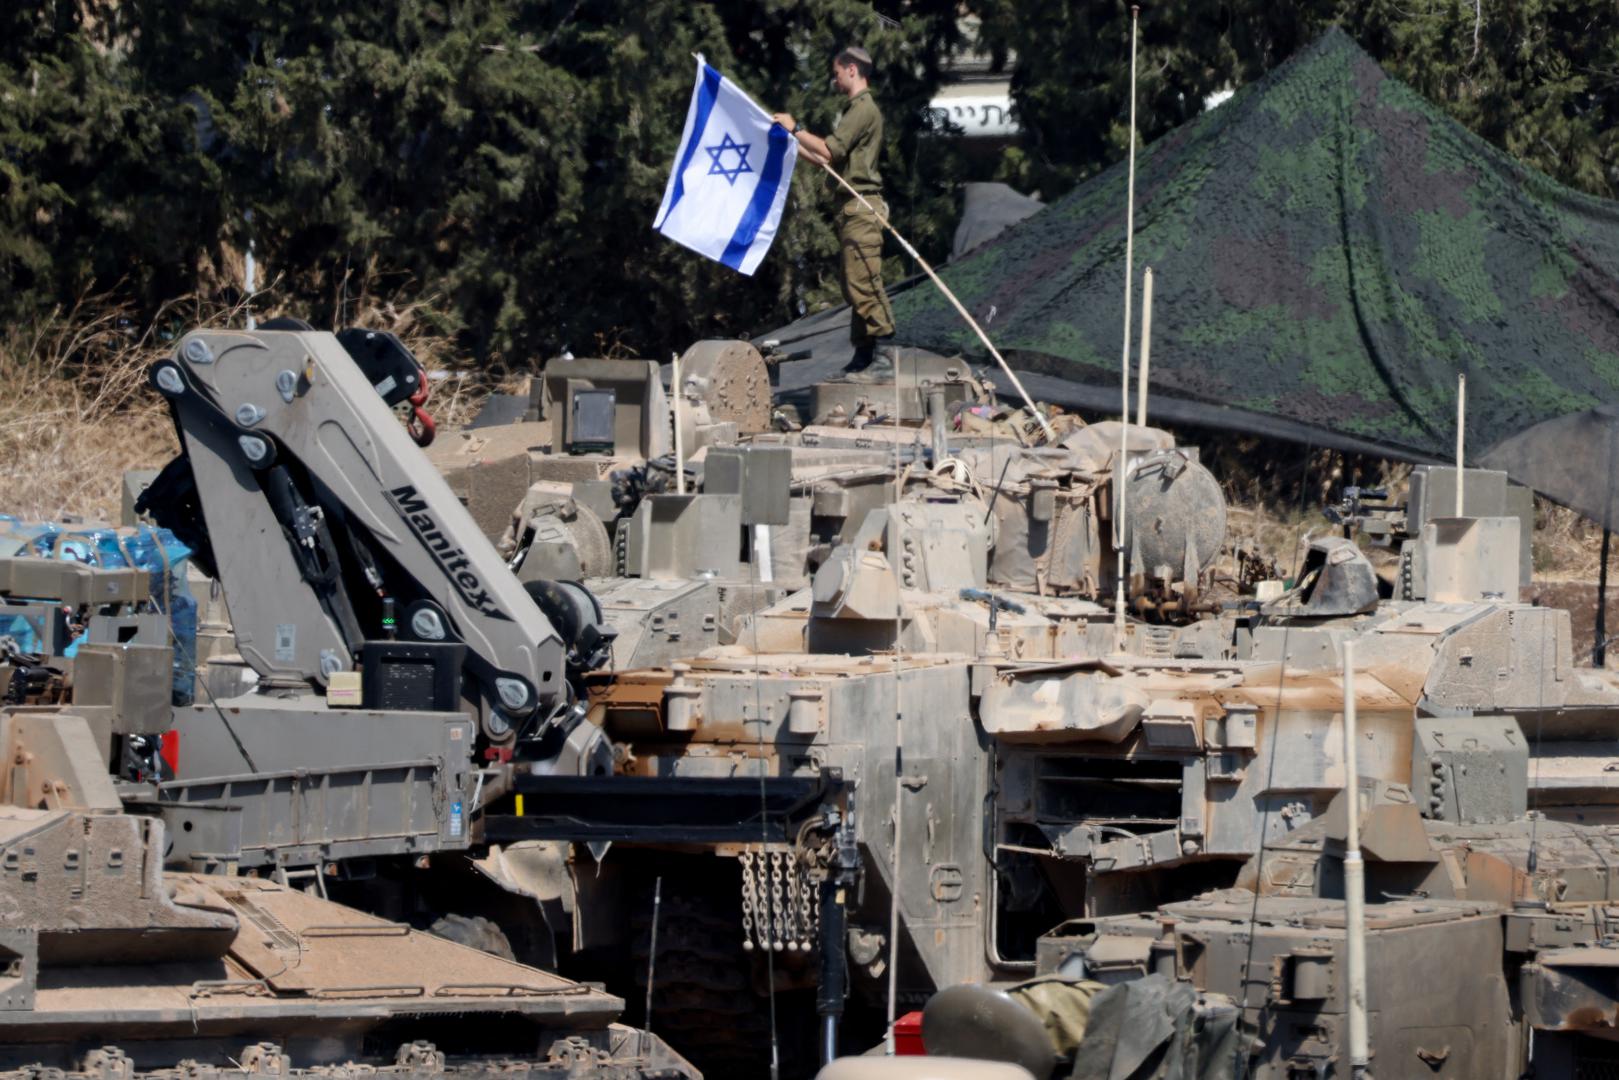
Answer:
xmin=785 ymin=853 xmax=802 ymax=951
xmin=769 ymin=850 xmax=786 ymax=952
xmin=785 ymin=852 xmax=800 ymax=951
xmin=765 ymin=851 xmax=777 ymax=950
xmin=740 ymin=850 xmax=757 ymax=952
xmin=796 ymin=852 xmax=817 ymax=948
xmin=739 ymin=846 xmax=821 ymax=952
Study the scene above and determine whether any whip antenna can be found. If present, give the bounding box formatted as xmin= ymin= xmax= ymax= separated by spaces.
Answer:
xmin=1114 ymin=5 xmax=1142 ymax=650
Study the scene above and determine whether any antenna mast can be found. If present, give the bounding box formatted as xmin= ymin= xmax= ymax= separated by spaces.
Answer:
xmin=1113 ymin=5 xmax=1142 ymax=650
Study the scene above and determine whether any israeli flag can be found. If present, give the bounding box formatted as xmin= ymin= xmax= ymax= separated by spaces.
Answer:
xmin=654 ymin=55 xmax=797 ymax=276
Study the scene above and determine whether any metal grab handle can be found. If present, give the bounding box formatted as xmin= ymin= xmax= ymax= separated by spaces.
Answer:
xmin=433 ymin=982 xmax=592 ymax=998
xmin=308 ymin=984 xmax=426 ymax=999
xmin=301 ymin=922 xmax=412 ymax=938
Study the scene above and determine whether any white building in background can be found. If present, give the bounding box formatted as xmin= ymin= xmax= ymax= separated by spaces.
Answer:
xmin=925 ymin=19 xmax=1018 ymax=141
xmin=921 ymin=26 xmax=1235 ymax=143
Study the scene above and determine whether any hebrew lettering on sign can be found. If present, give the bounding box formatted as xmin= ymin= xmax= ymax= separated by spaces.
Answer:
xmin=923 ymin=92 xmax=1018 ymax=137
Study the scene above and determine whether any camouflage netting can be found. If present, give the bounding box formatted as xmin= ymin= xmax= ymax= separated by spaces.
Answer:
xmin=882 ymin=29 xmax=1619 ymax=526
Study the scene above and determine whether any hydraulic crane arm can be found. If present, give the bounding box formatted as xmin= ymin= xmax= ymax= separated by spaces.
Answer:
xmin=141 ymin=328 xmax=610 ymax=749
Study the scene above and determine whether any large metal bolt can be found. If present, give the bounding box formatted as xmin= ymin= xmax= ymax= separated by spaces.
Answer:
xmin=237 ymin=435 xmax=270 ymax=464
xmin=154 ymin=365 xmax=185 ymax=395
xmin=495 ymin=677 xmax=531 ymax=712
xmin=182 ymin=338 xmax=214 ymax=365
xmin=411 ymin=608 xmax=447 ymax=641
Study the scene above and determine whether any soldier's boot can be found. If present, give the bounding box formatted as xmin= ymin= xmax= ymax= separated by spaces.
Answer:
xmin=838 ymin=337 xmax=896 ymax=383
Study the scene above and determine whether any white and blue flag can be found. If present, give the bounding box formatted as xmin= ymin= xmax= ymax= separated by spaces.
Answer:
xmin=653 ymin=55 xmax=797 ymax=276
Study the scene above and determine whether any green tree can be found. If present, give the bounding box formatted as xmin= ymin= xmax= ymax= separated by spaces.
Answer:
xmin=0 ymin=4 xmax=223 ymax=325
xmin=2 ymin=0 xmax=967 ymax=363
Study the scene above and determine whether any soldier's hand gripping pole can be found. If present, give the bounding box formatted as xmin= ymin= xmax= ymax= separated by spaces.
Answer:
xmin=815 ymin=160 xmax=1058 ymax=442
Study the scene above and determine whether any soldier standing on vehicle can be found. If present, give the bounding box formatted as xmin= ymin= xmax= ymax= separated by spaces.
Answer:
xmin=774 ymin=45 xmax=895 ymax=374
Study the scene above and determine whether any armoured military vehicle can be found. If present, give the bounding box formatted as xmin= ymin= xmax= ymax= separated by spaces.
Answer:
xmin=0 ymin=555 xmax=694 ymax=1080
xmin=497 ymin=347 xmax=1230 ymax=662
xmin=447 ymin=358 xmax=1248 ymax=1059
xmin=1010 ymin=787 xmax=1619 ymax=1076
xmin=439 ymin=341 xmax=795 ymax=671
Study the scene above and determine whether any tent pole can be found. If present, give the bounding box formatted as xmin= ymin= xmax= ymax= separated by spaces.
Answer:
xmin=1136 ymin=267 xmax=1154 ymax=428
xmin=1455 ymin=373 xmax=1466 ymax=516
xmin=1599 ymin=529 xmax=1611 ymax=669
xmin=1601 ymin=420 xmax=1618 ymax=669
xmin=672 ymin=353 xmax=685 ymax=496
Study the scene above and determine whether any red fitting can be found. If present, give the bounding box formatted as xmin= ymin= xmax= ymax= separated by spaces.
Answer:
xmin=407 ymin=365 xmax=436 ymax=446
xmin=160 ymin=730 xmax=181 ymax=776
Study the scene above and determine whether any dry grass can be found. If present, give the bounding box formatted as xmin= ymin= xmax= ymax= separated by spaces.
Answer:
xmin=0 ymin=288 xmax=491 ymax=524
xmin=1532 ymin=501 xmax=1611 ymax=581
xmin=1200 ymin=439 xmax=1411 ymax=583
xmin=330 ymin=289 xmax=512 ymax=431
xmin=0 ymin=295 xmax=190 ymax=522
xmin=325 ymin=271 xmax=536 ymax=427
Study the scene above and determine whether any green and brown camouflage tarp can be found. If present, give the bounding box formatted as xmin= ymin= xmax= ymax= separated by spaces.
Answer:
xmin=881 ymin=28 xmax=1619 ymax=523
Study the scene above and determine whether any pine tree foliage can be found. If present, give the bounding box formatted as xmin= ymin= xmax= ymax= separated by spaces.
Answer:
xmin=0 ymin=3 xmax=224 ymax=323
xmin=0 ymin=0 xmax=965 ymax=363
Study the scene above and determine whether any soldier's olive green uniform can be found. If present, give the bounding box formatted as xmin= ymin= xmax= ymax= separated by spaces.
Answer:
xmin=825 ymin=88 xmax=894 ymax=346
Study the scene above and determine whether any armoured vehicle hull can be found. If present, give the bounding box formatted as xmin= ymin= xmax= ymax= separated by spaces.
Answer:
xmin=0 ymin=702 xmax=692 ymax=1080
xmin=0 ymin=864 xmax=684 ymax=1079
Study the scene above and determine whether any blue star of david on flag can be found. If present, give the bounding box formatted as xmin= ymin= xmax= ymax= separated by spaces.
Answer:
xmin=705 ymin=133 xmax=754 ymax=185
xmin=653 ymin=55 xmax=799 ymax=276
